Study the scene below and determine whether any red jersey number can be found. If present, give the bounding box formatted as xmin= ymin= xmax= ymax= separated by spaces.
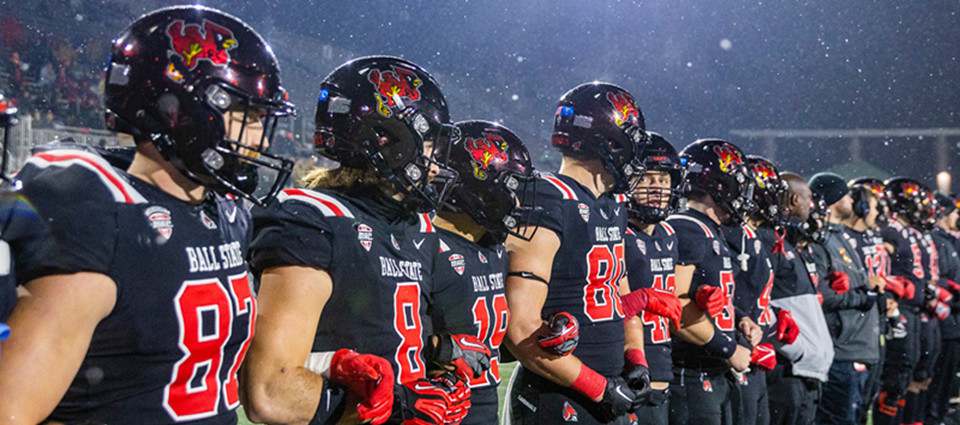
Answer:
xmin=641 ymin=274 xmax=676 ymax=343
xmin=584 ymin=243 xmax=626 ymax=322
xmin=164 ymin=273 xmax=255 ymax=421
xmin=715 ymin=271 xmax=736 ymax=332
xmin=469 ymin=293 xmax=509 ymax=387
xmin=757 ymin=270 xmax=774 ymax=326
xmin=393 ymin=282 xmax=426 ymax=384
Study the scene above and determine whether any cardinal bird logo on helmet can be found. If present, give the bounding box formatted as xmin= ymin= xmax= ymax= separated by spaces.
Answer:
xmin=606 ymin=91 xmax=639 ymax=127
xmin=166 ymin=19 xmax=238 ymax=71
xmin=901 ymin=181 xmax=920 ymax=197
xmin=751 ymin=161 xmax=777 ymax=190
xmin=464 ymin=131 xmax=509 ymax=180
xmin=713 ymin=144 xmax=743 ymax=174
xmin=367 ymin=66 xmax=423 ymax=117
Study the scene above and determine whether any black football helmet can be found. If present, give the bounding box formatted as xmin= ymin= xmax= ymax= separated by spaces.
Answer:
xmin=849 ymin=177 xmax=887 ymax=225
xmin=627 ymin=132 xmax=684 ymax=224
xmin=746 ymin=155 xmax=788 ymax=226
xmin=314 ymin=56 xmax=458 ymax=212
xmin=551 ymin=82 xmax=647 ymax=193
xmin=679 ymin=139 xmax=754 ymax=224
xmin=104 ymin=5 xmax=295 ymax=205
xmin=884 ymin=177 xmax=929 ymax=227
xmin=433 ymin=120 xmax=535 ymax=242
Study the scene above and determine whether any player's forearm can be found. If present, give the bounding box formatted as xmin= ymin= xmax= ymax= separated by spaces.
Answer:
xmin=675 ymin=299 xmax=714 ymax=346
xmin=241 ymin=362 xmax=325 ymax=424
xmin=623 ymin=315 xmax=645 ymax=351
xmin=505 ymin=317 xmax=583 ymax=386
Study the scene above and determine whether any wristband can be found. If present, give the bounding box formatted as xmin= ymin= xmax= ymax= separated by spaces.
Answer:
xmin=570 ymin=363 xmax=607 ymax=401
xmin=310 ymin=378 xmax=347 ymax=425
xmin=625 ymin=348 xmax=648 ymax=367
xmin=304 ymin=351 xmax=336 ymax=378
xmin=702 ymin=329 xmax=737 ymax=359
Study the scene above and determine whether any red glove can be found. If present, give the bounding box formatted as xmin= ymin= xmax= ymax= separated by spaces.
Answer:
xmin=329 ymin=349 xmax=395 ymax=425
xmin=394 ymin=379 xmax=450 ymax=425
xmin=537 ymin=311 xmax=580 ymax=356
xmin=776 ymin=309 xmax=800 ymax=344
xmin=884 ymin=276 xmax=915 ymax=300
xmin=932 ymin=301 xmax=951 ymax=321
xmin=430 ymin=334 xmax=492 ymax=382
xmin=828 ymin=271 xmax=850 ymax=295
xmin=937 ymin=286 xmax=954 ymax=303
xmin=431 ymin=372 xmax=471 ymax=425
xmin=694 ymin=285 xmax=726 ymax=318
xmin=946 ymin=279 xmax=960 ymax=295
xmin=750 ymin=343 xmax=777 ymax=371
xmin=639 ymin=289 xmax=681 ymax=327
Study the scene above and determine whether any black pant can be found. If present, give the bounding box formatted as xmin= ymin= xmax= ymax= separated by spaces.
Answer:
xmin=631 ymin=388 xmax=669 ymax=425
xmin=731 ymin=368 xmax=770 ymax=425
xmin=858 ymin=346 xmax=884 ymax=424
xmin=507 ymin=365 xmax=630 ymax=425
xmin=928 ymin=339 xmax=960 ymax=422
xmin=817 ymin=360 xmax=867 ymax=425
xmin=668 ymin=368 xmax=731 ymax=425
xmin=875 ymin=309 xmax=921 ymax=425
xmin=767 ymin=364 xmax=820 ymax=425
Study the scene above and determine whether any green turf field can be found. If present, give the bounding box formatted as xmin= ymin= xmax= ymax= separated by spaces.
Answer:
xmin=237 ymin=362 xmax=519 ymax=425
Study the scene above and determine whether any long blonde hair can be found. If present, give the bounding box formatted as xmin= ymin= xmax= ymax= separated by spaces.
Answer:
xmin=300 ymin=165 xmax=397 ymax=197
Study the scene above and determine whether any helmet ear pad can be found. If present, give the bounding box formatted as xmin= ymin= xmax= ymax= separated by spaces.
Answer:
xmin=852 ymin=188 xmax=870 ymax=218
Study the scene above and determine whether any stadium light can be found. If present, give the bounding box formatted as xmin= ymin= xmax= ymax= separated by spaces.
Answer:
xmin=937 ymin=171 xmax=951 ymax=194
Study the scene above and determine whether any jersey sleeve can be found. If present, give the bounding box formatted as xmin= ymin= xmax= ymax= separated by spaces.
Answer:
xmin=667 ymin=217 xmax=708 ymax=265
xmin=0 ymin=192 xmax=57 ymax=284
xmin=15 ymin=151 xmax=124 ymax=279
xmin=249 ymin=192 xmax=337 ymax=274
xmin=518 ymin=175 xmax=566 ymax=238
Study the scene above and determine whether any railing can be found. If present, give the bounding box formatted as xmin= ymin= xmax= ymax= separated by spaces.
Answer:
xmin=0 ymin=115 xmax=122 ymax=173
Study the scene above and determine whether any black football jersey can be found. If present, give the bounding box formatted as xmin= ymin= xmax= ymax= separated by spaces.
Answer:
xmin=516 ymin=173 xmax=628 ymax=377
xmin=882 ymin=222 xmax=926 ymax=308
xmin=0 ymin=190 xmax=54 ymax=322
xmin=430 ymin=229 xmax=508 ymax=425
xmin=849 ymin=229 xmax=890 ymax=279
xmin=723 ymin=224 xmax=775 ymax=334
xmin=666 ymin=209 xmax=738 ymax=369
xmin=921 ymin=231 xmax=940 ymax=283
xmin=250 ymin=187 xmax=438 ymax=385
xmin=18 ymin=149 xmax=255 ymax=424
xmin=624 ymin=222 xmax=678 ymax=382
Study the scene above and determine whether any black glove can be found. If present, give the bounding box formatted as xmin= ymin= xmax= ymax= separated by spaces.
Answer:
xmin=595 ymin=376 xmax=638 ymax=422
xmin=391 ymin=378 xmax=449 ymax=425
xmin=623 ymin=363 xmax=651 ymax=409
xmin=426 ymin=334 xmax=492 ymax=380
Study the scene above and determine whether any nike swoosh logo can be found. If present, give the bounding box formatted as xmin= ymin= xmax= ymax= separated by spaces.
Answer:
xmin=414 ymin=383 xmax=437 ymax=391
xmin=413 ymin=239 xmax=425 ymax=250
xmin=456 ymin=337 xmax=487 ymax=350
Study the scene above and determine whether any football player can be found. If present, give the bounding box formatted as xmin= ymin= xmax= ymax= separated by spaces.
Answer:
xmin=874 ymin=177 xmax=930 ymax=425
xmin=243 ymin=56 xmax=486 ymax=425
xmin=665 ymin=139 xmax=753 ymax=425
xmin=428 ymin=120 xmax=535 ymax=424
xmin=926 ymin=193 xmax=960 ymax=423
xmin=504 ymin=82 xmax=647 ymax=425
xmin=723 ymin=155 xmax=800 ymax=425
xmin=0 ymin=6 xmax=296 ymax=423
xmin=618 ymin=132 xmax=684 ymax=425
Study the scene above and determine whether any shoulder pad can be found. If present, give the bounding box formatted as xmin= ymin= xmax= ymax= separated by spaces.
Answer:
xmin=667 ymin=214 xmax=715 ymax=239
xmin=277 ymin=188 xmax=355 ymax=218
xmin=20 ymin=149 xmax=146 ymax=204
xmin=659 ymin=221 xmax=676 ymax=236
xmin=538 ymin=173 xmax=579 ymax=201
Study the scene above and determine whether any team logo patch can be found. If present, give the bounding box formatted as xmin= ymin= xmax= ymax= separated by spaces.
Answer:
xmin=606 ymin=90 xmax=640 ymax=127
xmin=754 ymin=239 xmax=762 ymax=255
xmin=367 ymin=66 xmax=423 ymax=117
xmin=166 ymin=19 xmax=238 ymax=73
xmin=737 ymin=372 xmax=749 ymax=386
xmin=562 ymin=401 xmax=578 ymax=422
xmin=390 ymin=234 xmax=401 ymax=250
xmin=627 ymin=412 xmax=639 ymax=425
xmin=636 ymin=239 xmax=646 ymax=255
xmin=464 ymin=131 xmax=509 ymax=180
xmin=713 ymin=143 xmax=744 ymax=174
xmin=578 ymin=203 xmax=590 ymax=223
xmin=702 ymin=378 xmax=714 ymax=392
xmin=357 ymin=223 xmax=373 ymax=251
xmin=144 ymin=206 xmax=173 ymax=241
xmin=478 ymin=251 xmax=488 ymax=264
xmin=449 ymin=253 xmax=465 ymax=275
xmin=200 ymin=210 xmax=217 ymax=230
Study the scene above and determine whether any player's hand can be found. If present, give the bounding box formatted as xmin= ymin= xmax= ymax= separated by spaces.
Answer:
xmin=869 ymin=275 xmax=885 ymax=291
xmin=876 ymin=390 xmax=904 ymax=417
xmin=937 ymin=286 xmax=954 ymax=303
xmin=931 ymin=301 xmax=951 ymax=321
xmin=429 ymin=334 xmax=491 ymax=381
xmin=694 ymin=285 xmax=726 ymax=318
xmin=828 ymin=271 xmax=850 ymax=295
xmin=622 ymin=348 xmax=651 ymax=405
xmin=537 ymin=311 xmax=580 ymax=356
xmin=595 ymin=376 xmax=638 ymax=422
xmin=749 ymin=343 xmax=777 ymax=371
xmin=727 ymin=345 xmax=751 ymax=372
xmin=431 ymin=372 xmax=471 ymax=425
xmin=329 ymin=349 xmax=394 ymax=425
xmin=776 ymin=309 xmax=800 ymax=344
xmin=641 ymin=289 xmax=682 ymax=328
xmin=392 ymin=379 xmax=450 ymax=425
xmin=738 ymin=317 xmax=763 ymax=346
xmin=885 ymin=276 xmax=915 ymax=299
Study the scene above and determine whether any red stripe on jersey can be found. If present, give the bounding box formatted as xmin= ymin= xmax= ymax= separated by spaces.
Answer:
xmin=660 ymin=222 xmax=675 ymax=235
xmin=281 ymin=188 xmax=349 ymax=217
xmin=420 ymin=213 xmax=434 ymax=233
xmin=35 ymin=151 xmax=139 ymax=204
xmin=542 ymin=175 xmax=578 ymax=201
xmin=742 ymin=224 xmax=756 ymax=239
xmin=615 ymin=193 xmax=629 ymax=203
